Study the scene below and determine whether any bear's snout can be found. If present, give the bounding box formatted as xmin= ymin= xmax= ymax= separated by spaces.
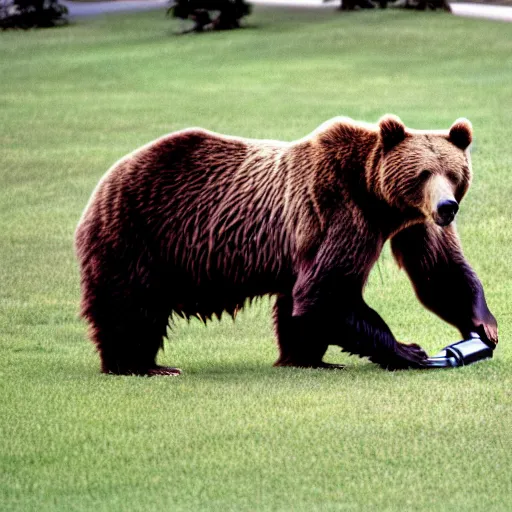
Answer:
xmin=436 ymin=199 xmax=459 ymax=227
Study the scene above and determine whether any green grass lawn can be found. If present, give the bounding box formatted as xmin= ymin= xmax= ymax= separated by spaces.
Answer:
xmin=1 ymin=6 xmax=511 ymax=511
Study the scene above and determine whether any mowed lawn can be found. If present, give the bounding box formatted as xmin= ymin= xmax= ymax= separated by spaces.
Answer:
xmin=1 ymin=6 xmax=511 ymax=511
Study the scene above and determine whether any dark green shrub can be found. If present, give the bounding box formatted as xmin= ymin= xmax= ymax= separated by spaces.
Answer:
xmin=0 ymin=0 xmax=68 ymax=29
xmin=168 ymin=0 xmax=252 ymax=32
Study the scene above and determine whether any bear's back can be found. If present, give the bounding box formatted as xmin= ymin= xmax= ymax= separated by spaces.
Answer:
xmin=77 ymin=129 xmax=303 ymax=317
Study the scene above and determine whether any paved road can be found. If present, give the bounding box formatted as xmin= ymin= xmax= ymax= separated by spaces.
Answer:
xmin=63 ymin=0 xmax=512 ymax=22
xmin=450 ymin=2 xmax=512 ymax=21
xmin=63 ymin=0 xmax=167 ymax=16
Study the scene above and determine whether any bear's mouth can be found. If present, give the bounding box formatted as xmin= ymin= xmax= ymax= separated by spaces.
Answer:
xmin=435 ymin=215 xmax=455 ymax=227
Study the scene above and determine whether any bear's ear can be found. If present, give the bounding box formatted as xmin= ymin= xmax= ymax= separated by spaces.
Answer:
xmin=449 ymin=118 xmax=472 ymax=150
xmin=379 ymin=114 xmax=407 ymax=152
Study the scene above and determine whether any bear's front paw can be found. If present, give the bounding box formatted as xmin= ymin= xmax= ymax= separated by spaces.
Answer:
xmin=380 ymin=342 xmax=429 ymax=371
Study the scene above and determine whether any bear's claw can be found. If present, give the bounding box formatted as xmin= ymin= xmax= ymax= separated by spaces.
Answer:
xmin=380 ymin=342 xmax=429 ymax=370
xmin=147 ymin=366 xmax=182 ymax=376
xmin=105 ymin=365 xmax=182 ymax=376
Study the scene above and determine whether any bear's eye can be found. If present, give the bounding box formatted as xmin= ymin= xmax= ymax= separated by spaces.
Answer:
xmin=418 ymin=170 xmax=432 ymax=183
xmin=447 ymin=170 xmax=460 ymax=184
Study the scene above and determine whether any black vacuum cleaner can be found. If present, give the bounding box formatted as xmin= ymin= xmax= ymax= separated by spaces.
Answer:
xmin=426 ymin=332 xmax=495 ymax=368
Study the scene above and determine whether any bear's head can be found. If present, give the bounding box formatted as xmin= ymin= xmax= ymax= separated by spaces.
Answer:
xmin=375 ymin=115 xmax=473 ymax=228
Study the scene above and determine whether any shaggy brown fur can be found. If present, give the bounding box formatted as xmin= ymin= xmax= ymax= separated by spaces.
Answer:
xmin=75 ymin=115 xmax=498 ymax=375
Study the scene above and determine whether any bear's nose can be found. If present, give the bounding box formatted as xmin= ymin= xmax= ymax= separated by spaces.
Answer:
xmin=436 ymin=199 xmax=459 ymax=227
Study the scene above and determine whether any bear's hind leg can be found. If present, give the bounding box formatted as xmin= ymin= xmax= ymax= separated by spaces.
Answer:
xmin=273 ymin=295 xmax=343 ymax=369
xmin=82 ymin=287 xmax=181 ymax=377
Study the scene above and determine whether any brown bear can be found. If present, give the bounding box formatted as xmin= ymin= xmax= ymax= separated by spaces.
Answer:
xmin=75 ymin=115 xmax=498 ymax=376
